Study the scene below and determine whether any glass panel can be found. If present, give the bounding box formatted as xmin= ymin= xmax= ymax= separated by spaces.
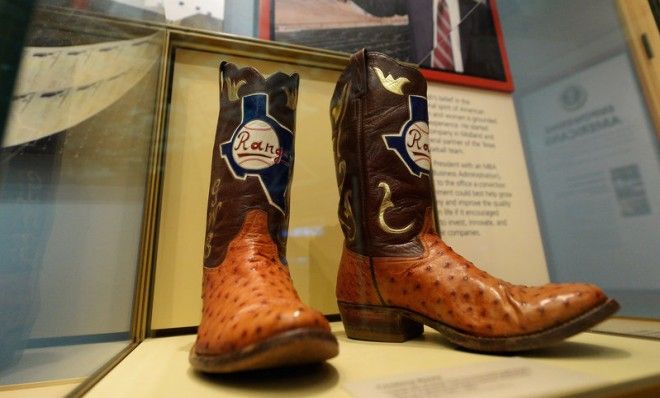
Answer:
xmin=0 ymin=1 xmax=164 ymax=387
xmin=498 ymin=0 xmax=660 ymax=318
xmin=150 ymin=48 xmax=343 ymax=331
xmin=36 ymin=1 xmax=260 ymax=36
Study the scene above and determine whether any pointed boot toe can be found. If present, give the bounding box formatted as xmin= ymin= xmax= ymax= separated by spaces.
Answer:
xmin=191 ymin=211 xmax=338 ymax=373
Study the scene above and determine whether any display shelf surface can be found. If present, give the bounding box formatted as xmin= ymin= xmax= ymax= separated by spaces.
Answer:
xmin=83 ymin=322 xmax=660 ymax=397
xmin=0 ymin=340 xmax=127 ymax=387
xmin=591 ymin=317 xmax=660 ymax=339
xmin=0 ymin=381 xmax=80 ymax=397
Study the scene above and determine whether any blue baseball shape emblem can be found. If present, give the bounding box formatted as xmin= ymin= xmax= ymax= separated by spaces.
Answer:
xmin=221 ymin=93 xmax=293 ymax=214
xmin=383 ymin=95 xmax=431 ymax=177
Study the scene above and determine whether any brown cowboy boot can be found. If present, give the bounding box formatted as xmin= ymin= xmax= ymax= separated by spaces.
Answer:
xmin=330 ymin=49 xmax=619 ymax=352
xmin=189 ymin=62 xmax=338 ymax=372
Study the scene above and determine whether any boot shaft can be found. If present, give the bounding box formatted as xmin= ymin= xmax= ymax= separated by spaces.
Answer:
xmin=204 ymin=62 xmax=299 ymax=267
xmin=330 ymin=50 xmax=435 ymax=258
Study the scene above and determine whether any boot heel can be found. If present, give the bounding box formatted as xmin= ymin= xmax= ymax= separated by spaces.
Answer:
xmin=337 ymin=301 xmax=423 ymax=342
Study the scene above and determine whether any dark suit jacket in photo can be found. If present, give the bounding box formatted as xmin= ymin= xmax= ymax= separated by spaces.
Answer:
xmin=406 ymin=0 xmax=505 ymax=81
xmin=350 ymin=0 xmax=505 ymax=81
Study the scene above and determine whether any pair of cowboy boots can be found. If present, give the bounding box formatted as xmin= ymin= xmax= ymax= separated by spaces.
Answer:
xmin=190 ymin=51 xmax=618 ymax=373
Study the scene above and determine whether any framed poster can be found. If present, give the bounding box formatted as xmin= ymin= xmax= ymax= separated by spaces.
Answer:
xmin=261 ymin=0 xmax=513 ymax=92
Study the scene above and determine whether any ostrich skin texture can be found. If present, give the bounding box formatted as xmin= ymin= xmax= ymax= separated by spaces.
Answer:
xmin=195 ymin=210 xmax=330 ymax=355
xmin=335 ymin=248 xmax=381 ymax=306
xmin=336 ymin=211 xmax=607 ymax=337
xmin=331 ymin=50 xmax=616 ymax=345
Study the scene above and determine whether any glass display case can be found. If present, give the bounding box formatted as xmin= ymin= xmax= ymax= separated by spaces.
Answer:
xmin=0 ymin=0 xmax=658 ymax=397
xmin=1 ymin=1 xmax=166 ymax=392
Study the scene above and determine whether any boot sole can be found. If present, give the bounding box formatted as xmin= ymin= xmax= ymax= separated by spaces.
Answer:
xmin=189 ymin=328 xmax=339 ymax=373
xmin=338 ymin=298 xmax=619 ymax=352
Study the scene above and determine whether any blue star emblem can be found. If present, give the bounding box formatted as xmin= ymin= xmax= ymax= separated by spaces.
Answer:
xmin=220 ymin=94 xmax=293 ymax=214
xmin=383 ymin=95 xmax=431 ymax=177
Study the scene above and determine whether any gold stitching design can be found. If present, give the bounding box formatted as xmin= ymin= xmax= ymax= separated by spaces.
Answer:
xmin=377 ymin=181 xmax=414 ymax=234
xmin=226 ymin=78 xmax=246 ymax=102
xmin=337 ymin=161 xmax=356 ymax=242
xmin=204 ymin=178 xmax=223 ymax=259
xmin=283 ymin=86 xmax=297 ymax=110
xmin=331 ymin=82 xmax=350 ymax=125
xmin=372 ymin=67 xmax=410 ymax=95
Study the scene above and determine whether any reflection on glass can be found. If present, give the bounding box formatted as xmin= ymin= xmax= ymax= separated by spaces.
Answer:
xmin=499 ymin=0 xmax=660 ymax=318
xmin=41 ymin=0 xmax=236 ymax=34
xmin=0 ymin=1 xmax=163 ymax=387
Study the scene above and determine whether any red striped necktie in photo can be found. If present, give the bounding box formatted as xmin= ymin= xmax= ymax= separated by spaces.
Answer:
xmin=432 ymin=0 xmax=455 ymax=70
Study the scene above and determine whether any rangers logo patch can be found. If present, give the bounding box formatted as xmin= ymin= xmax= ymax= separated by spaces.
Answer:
xmin=383 ymin=95 xmax=431 ymax=177
xmin=220 ymin=93 xmax=293 ymax=213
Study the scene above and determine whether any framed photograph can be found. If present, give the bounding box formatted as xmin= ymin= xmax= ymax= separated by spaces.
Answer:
xmin=261 ymin=0 xmax=513 ymax=92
